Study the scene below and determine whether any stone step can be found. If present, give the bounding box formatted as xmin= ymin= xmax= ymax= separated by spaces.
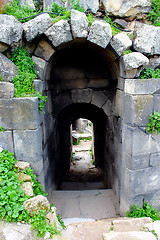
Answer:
xmin=103 ymin=231 xmax=157 ymax=240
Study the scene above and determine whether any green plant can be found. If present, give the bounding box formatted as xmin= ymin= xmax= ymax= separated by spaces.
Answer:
xmin=1 ymin=0 xmax=37 ymax=22
xmin=126 ymin=202 xmax=160 ymax=221
xmin=71 ymin=0 xmax=85 ymax=12
xmin=23 ymin=167 xmax=46 ymax=196
xmin=140 ymin=68 xmax=160 ymax=79
xmin=87 ymin=13 xmax=94 ymax=26
xmin=148 ymin=0 xmax=160 ymax=26
xmin=89 ymin=147 xmax=94 ymax=165
xmin=37 ymin=92 xmax=47 ymax=113
xmin=30 ymin=210 xmax=60 ymax=237
xmin=50 ymin=2 xmax=71 ymax=24
xmin=146 ymin=111 xmax=160 ymax=135
xmin=0 ymin=126 xmax=4 ymax=132
xmin=104 ymin=14 xmax=121 ymax=36
xmin=122 ymin=49 xmax=133 ymax=55
xmin=0 ymin=74 xmax=3 ymax=82
xmin=57 ymin=213 xmax=66 ymax=229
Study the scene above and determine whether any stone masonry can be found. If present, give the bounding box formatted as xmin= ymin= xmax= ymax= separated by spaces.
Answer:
xmin=0 ymin=10 xmax=160 ymax=215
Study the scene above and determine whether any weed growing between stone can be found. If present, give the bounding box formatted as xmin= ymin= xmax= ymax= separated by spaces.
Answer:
xmin=0 ymin=74 xmax=3 ymax=81
xmin=122 ymin=50 xmax=133 ymax=55
xmin=140 ymin=68 xmax=160 ymax=79
xmin=104 ymin=14 xmax=121 ymax=35
xmin=0 ymin=150 xmax=62 ymax=238
xmin=148 ymin=0 xmax=160 ymax=26
xmin=0 ymin=126 xmax=4 ymax=132
xmin=126 ymin=202 xmax=160 ymax=221
xmin=146 ymin=111 xmax=160 ymax=135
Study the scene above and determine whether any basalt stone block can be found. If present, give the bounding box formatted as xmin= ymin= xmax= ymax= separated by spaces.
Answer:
xmin=91 ymin=91 xmax=108 ymax=108
xmin=123 ymin=153 xmax=150 ymax=170
xmin=61 ymin=78 xmax=88 ymax=89
xmin=110 ymin=32 xmax=132 ymax=56
xmin=0 ymin=97 xmax=41 ymax=130
xmin=102 ymin=99 xmax=112 ymax=116
xmin=144 ymin=190 xmax=160 ymax=211
xmin=120 ymin=52 xmax=149 ymax=78
xmin=0 ymin=14 xmax=23 ymax=45
xmin=71 ymin=9 xmax=89 ymax=39
xmin=88 ymin=79 xmax=110 ymax=89
xmin=0 ymin=82 xmax=15 ymax=98
xmin=14 ymin=127 xmax=43 ymax=163
xmin=34 ymin=39 xmax=55 ymax=61
xmin=150 ymin=153 xmax=160 ymax=167
xmin=71 ymin=89 xmax=93 ymax=103
xmin=23 ymin=13 xmax=53 ymax=42
xmin=45 ymin=20 xmax=73 ymax=48
xmin=0 ymin=131 xmax=14 ymax=152
xmin=32 ymin=56 xmax=46 ymax=80
xmin=0 ymin=53 xmax=18 ymax=82
xmin=87 ymin=21 xmax=112 ymax=49
xmin=54 ymin=66 xmax=85 ymax=80
xmin=124 ymin=78 xmax=160 ymax=94
xmin=123 ymin=94 xmax=153 ymax=126
xmin=154 ymin=94 xmax=160 ymax=112
xmin=33 ymin=80 xmax=44 ymax=92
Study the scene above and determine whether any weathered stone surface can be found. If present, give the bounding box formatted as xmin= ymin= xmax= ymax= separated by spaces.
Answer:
xmin=14 ymin=127 xmax=43 ymax=164
xmin=71 ymin=89 xmax=93 ymax=103
xmin=17 ymin=172 xmax=32 ymax=182
xmin=102 ymin=99 xmax=112 ymax=116
xmin=0 ymin=14 xmax=23 ymax=45
xmin=133 ymin=24 xmax=160 ymax=55
xmin=21 ymin=182 xmax=34 ymax=197
xmin=33 ymin=80 xmax=44 ymax=92
xmin=34 ymin=39 xmax=55 ymax=61
xmin=45 ymin=20 xmax=73 ymax=47
xmin=113 ymin=19 xmax=128 ymax=29
xmin=20 ymin=0 xmax=35 ymax=9
xmin=101 ymin=0 xmax=151 ymax=18
xmin=43 ymin=0 xmax=64 ymax=11
xmin=15 ymin=161 xmax=30 ymax=170
xmin=153 ymin=94 xmax=160 ymax=112
xmin=46 ymin=207 xmax=62 ymax=231
xmin=113 ymin=89 xmax=123 ymax=117
xmin=103 ymin=231 xmax=156 ymax=240
xmin=0 ymin=42 xmax=9 ymax=53
xmin=124 ymin=78 xmax=160 ymax=94
xmin=110 ymin=32 xmax=132 ymax=56
xmin=66 ymin=0 xmax=99 ymax=13
xmin=61 ymin=78 xmax=87 ymax=89
xmin=123 ymin=94 xmax=153 ymax=126
xmin=144 ymin=191 xmax=160 ymax=211
xmin=148 ymin=56 xmax=160 ymax=69
xmin=54 ymin=66 xmax=85 ymax=80
xmin=112 ymin=217 xmax=152 ymax=232
xmin=87 ymin=21 xmax=112 ymax=48
xmin=124 ymin=153 xmax=150 ymax=170
xmin=23 ymin=195 xmax=50 ymax=215
xmin=0 ymin=82 xmax=15 ymax=98
xmin=0 ymin=131 xmax=14 ymax=152
xmin=23 ymin=13 xmax=53 ymax=42
xmin=2 ymin=222 xmax=32 ymax=240
xmin=120 ymin=52 xmax=149 ymax=78
xmin=32 ymin=56 xmax=46 ymax=79
xmin=0 ymin=53 xmax=18 ymax=82
xmin=91 ymin=91 xmax=108 ymax=108
xmin=0 ymin=97 xmax=41 ymax=130
xmin=71 ymin=9 xmax=89 ymax=39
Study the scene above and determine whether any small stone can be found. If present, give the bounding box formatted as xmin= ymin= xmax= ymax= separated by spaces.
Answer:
xmin=15 ymin=161 xmax=30 ymax=171
xmin=32 ymin=56 xmax=46 ymax=80
xmin=23 ymin=195 xmax=50 ymax=216
xmin=110 ymin=32 xmax=132 ymax=56
xmin=34 ymin=39 xmax=55 ymax=61
xmin=0 ymin=53 xmax=18 ymax=82
xmin=46 ymin=211 xmax=63 ymax=231
xmin=21 ymin=182 xmax=34 ymax=197
xmin=17 ymin=172 xmax=32 ymax=182
xmin=0 ymin=82 xmax=15 ymax=98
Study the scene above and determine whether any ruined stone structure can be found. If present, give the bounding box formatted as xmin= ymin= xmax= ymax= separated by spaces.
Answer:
xmin=0 ymin=10 xmax=160 ymax=215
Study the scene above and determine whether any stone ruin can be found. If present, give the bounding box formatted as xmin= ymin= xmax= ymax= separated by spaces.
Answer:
xmin=0 ymin=8 xmax=160 ymax=215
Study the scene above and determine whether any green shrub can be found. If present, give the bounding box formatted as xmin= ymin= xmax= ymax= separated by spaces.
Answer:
xmin=71 ymin=0 xmax=85 ymax=12
xmin=87 ymin=13 xmax=94 ymax=26
xmin=0 ymin=126 xmax=4 ymax=132
xmin=126 ymin=202 xmax=160 ymax=221
xmin=0 ymin=75 xmax=3 ymax=82
xmin=140 ymin=68 xmax=160 ymax=79
xmin=148 ymin=0 xmax=160 ymax=26
xmin=122 ymin=50 xmax=132 ymax=55
xmin=146 ymin=111 xmax=160 ymax=135
xmin=50 ymin=2 xmax=71 ymax=24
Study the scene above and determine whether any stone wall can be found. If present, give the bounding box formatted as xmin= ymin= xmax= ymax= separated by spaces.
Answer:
xmin=0 ymin=9 xmax=160 ymax=214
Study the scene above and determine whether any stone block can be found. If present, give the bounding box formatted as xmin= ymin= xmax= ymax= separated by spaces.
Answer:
xmin=54 ymin=66 xmax=85 ymax=80
xmin=21 ymin=182 xmax=34 ymax=197
xmin=91 ymin=91 xmax=108 ymax=108
xmin=0 ymin=131 xmax=14 ymax=152
xmin=123 ymin=153 xmax=150 ymax=170
xmin=33 ymin=80 xmax=44 ymax=92
xmin=153 ymin=94 xmax=160 ymax=112
xmin=14 ymin=127 xmax=43 ymax=164
xmin=128 ymin=167 xmax=160 ymax=197
xmin=34 ymin=39 xmax=55 ymax=61
xmin=15 ymin=161 xmax=30 ymax=170
xmin=113 ymin=89 xmax=123 ymax=117
xmin=0 ymin=14 xmax=23 ymax=45
xmin=122 ymin=124 xmax=157 ymax=156
xmin=23 ymin=13 xmax=53 ymax=42
xmin=71 ymin=9 xmax=89 ymax=39
xmin=32 ymin=56 xmax=46 ymax=80
xmin=0 ymin=97 xmax=41 ymax=130
xmin=87 ymin=20 xmax=112 ymax=49
xmin=71 ymin=89 xmax=93 ymax=103
xmin=123 ymin=94 xmax=153 ymax=127
xmin=54 ymin=92 xmax=72 ymax=113
xmin=45 ymin=20 xmax=73 ymax=48
xmin=124 ymin=78 xmax=160 ymax=94
xmin=102 ymin=99 xmax=112 ymax=116
xmin=0 ymin=53 xmax=18 ymax=82
xmin=88 ymin=79 xmax=110 ymax=89
xmin=61 ymin=78 xmax=87 ymax=89
xmin=110 ymin=32 xmax=132 ymax=56
xmin=0 ymin=82 xmax=15 ymax=98
xmin=103 ymin=231 xmax=156 ymax=240
xmin=150 ymin=153 xmax=160 ymax=167
xmin=144 ymin=190 xmax=160 ymax=211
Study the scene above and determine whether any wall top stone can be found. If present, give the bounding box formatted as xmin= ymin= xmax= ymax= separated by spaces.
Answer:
xmin=0 ymin=14 xmax=23 ymax=45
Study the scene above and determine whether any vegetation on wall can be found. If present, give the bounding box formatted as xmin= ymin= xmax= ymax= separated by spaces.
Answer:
xmin=0 ymin=149 xmax=62 ymax=237
xmin=148 ymin=0 xmax=160 ymax=26
xmin=0 ymin=126 xmax=4 ymax=132
xmin=140 ymin=68 xmax=160 ymax=79
xmin=146 ymin=111 xmax=160 ymax=135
